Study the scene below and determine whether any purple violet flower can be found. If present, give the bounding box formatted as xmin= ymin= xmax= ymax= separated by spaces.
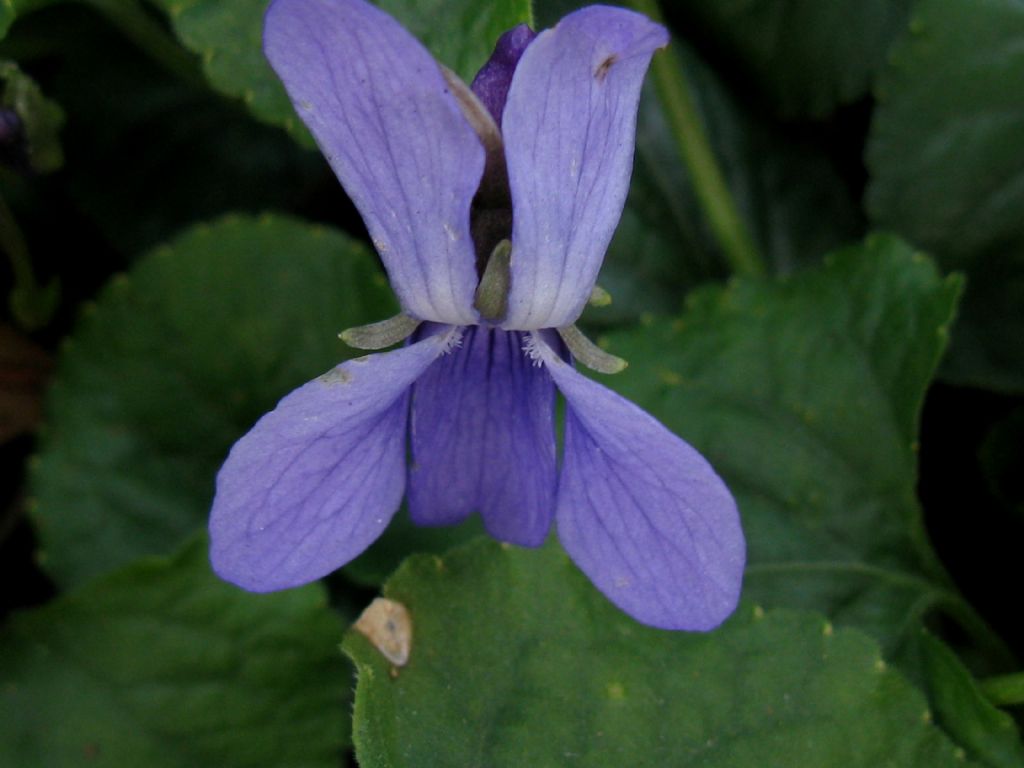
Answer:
xmin=209 ymin=0 xmax=746 ymax=631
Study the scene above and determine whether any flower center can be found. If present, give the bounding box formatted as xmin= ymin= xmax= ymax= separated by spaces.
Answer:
xmin=465 ymin=25 xmax=536 ymax=280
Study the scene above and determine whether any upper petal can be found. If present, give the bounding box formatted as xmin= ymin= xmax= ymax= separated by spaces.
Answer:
xmin=209 ymin=331 xmax=454 ymax=591
xmin=536 ymin=338 xmax=745 ymax=630
xmin=408 ymin=326 xmax=557 ymax=545
xmin=264 ymin=0 xmax=483 ymax=325
xmin=500 ymin=7 xmax=668 ymax=330
xmin=470 ymin=24 xmax=537 ymax=126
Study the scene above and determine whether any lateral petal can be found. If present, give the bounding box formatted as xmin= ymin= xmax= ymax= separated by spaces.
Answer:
xmin=264 ymin=0 xmax=483 ymax=324
xmin=408 ymin=326 xmax=557 ymax=546
xmin=501 ymin=7 xmax=668 ymax=330
xmin=537 ymin=340 xmax=745 ymax=630
xmin=210 ymin=331 xmax=454 ymax=591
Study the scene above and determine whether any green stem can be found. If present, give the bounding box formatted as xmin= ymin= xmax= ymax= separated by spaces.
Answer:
xmin=76 ymin=0 xmax=203 ymax=87
xmin=0 ymin=193 xmax=33 ymax=293
xmin=980 ymin=672 xmax=1024 ymax=708
xmin=628 ymin=0 xmax=765 ymax=278
xmin=0 ymin=191 xmax=59 ymax=329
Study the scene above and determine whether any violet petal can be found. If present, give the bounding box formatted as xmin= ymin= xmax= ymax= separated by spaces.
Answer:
xmin=264 ymin=0 xmax=483 ymax=325
xmin=470 ymin=24 xmax=537 ymax=126
xmin=536 ymin=338 xmax=745 ymax=630
xmin=209 ymin=331 xmax=455 ymax=591
xmin=501 ymin=7 xmax=668 ymax=330
xmin=408 ymin=326 xmax=556 ymax=545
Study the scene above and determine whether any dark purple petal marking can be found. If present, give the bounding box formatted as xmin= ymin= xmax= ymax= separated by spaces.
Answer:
xmin=264 ymin=0 xmax=483 ymax=324
xmin=535 ymin=337 xmax=745 ymax=631
xmin=409 ymin=326 xmax=556 ymax=546
xmin=501 ymin=7 xmax=668 ymax=330
xmin=470 ymin=24 xmax=537 ymax=126
xmin=209 ymin=331 xmax=456 ymax=591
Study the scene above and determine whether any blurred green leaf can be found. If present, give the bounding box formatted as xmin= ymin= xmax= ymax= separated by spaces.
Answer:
xmin=939 ymin=251 xmax=1024 ymax=393
xmin=7 ymin=271 xmax=59 ymax=330
xmin=661 ymin=0 xmax=911 ymax=117
xmin=36 ymin=8 xmax=328 ymax=256
xmin=0 ymin=536 xmax=350 ymax=768
xmin=980 ymin=407 xmax=1024 ymax=521
xmin=668 ymin=43 xmax=862 ymax=274
xmin=866 ymin=0 xmax=1024 ymax=391
xmin=0 ymin=61 xmax=63 ymax=330
xmin=0 ymin=0 xmax=58 ymax=40
xmin=867 ymin=0 xmax=1024 ymax=262
xmin=0 ymin=189 xmax=61 ymax=331
xmin=600 ymin=235 xmax=987 ymax=663
xmin=589 ymin=42 xmax=861 ymax=327
xmin=345 ymin=538 xmax=974 ymax=767
xmin=144 ymin=0 xmax=311 ymax=143
xmin=919 ymin=632 xmax=1024 ymax=768
xmin=0 ymin=58 xmax=63 ymax=172
xmin=145 ymin=0 xmax=532 ymax=143
xmin=30 ymin=214 xmax=396 ymax=588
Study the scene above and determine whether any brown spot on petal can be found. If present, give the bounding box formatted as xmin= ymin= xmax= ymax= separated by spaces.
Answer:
xmin=595 ymin=54 xmax=618 ymax=82
xmin=354 ymin=598 xmax=412 ymax=667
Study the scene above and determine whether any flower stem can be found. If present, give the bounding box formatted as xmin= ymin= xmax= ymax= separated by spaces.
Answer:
xmin=75 ymin=0 xmax=204 ymax=87
xmin=980 ymin=671 xmax=1024 ymax=708
xmin=628 ymin=0 xmax=765 ymax=278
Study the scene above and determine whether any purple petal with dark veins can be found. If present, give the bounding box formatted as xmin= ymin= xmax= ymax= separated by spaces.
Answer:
xmin=210 ymin=330 xmax=456 ymax=591
xmin=264 ymin=0 xmax=483 ymax=325
xmin=408 ymin=326 xmax=556 ymax=546
xmin=500 ymin=7 xmax=668 ymax=330
xmin=535 ymin=337 xmax=745 ymax=630
xmin=470 ymin=24 xmax=537 ymax=126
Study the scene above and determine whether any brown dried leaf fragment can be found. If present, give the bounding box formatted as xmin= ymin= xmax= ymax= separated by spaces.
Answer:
xmin=354 ymin=597 xmax=412 ymax=667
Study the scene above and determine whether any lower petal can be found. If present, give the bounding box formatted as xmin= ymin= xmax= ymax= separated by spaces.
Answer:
xmin=408 ymin=326 xmax=556 ymax=546
xmin=537 ymin=338 xmax=745 ymax=631
xmin=209 ymin=331 xmax=455 ymax=591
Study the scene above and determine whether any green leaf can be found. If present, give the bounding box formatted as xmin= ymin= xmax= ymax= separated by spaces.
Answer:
xmin=866 ymin=0 xmax=1024 ymax=391
xmin=937 ymin=249 xmax=1024 ymax=392
xmin=600 ymin=235 xmax=981 ymax=661
xmin=343 ymin=507 xmax=486 ymax=587
xmin=667 ymin=43 xmax=862 ymax=275
xmin=918 ymin=633 xmax=1024 ymax=768
xmin=375 ymin=0 xmax=532 ymax=83
xmin=586 ymin=42 xmax=862 ymax=327
xmin=0 ymin=536 xmax=349 ymax=768
xmin=145 ymin=0 xmax=312 ymax=143
xmin=32 ymin=8 xmax=327 ymax=256
xmin=30 ymin=214 xmax=396 ymax=588
xmin=0 ymin=0 xmax=57 ymax=40
xmin=345 ymin=538 xmax=973 ymax=767
xmin=0 ymin=58 xmax=64 ymax=172
xmin=867 ymin=0 xmax=1024 ymax=261
xmin=661 ymin=0 xmax=912 ymax=117
xmin=146 ymin=0 xmax=532 ymax=143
